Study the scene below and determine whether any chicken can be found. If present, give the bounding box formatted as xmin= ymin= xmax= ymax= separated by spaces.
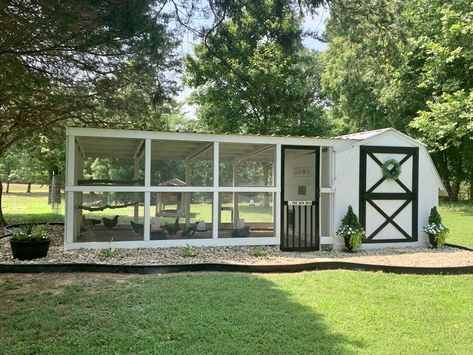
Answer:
xmin=81 ymin=215 xmax=101 ymax=230
xmin=182 ymin=222 xmax=198 ymax=237
xmin=130 ymin=221 xmax=144 ymax=234
xmin=164 ymin=218 xmax=181 ymax=236
xmin=102 ymin=215 xmax=119 ymax=230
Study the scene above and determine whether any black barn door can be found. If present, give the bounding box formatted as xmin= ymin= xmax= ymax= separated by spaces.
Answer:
xmin=359 ymin=146 xmax=419 ymax=243
xmin=281 ymin=146 xmax=320 ymax=251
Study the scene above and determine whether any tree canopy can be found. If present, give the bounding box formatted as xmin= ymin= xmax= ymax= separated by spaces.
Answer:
xmin=0 ymin=0 xmax=179 ymax=158
xmin=321 ymin=0 xmax=473 ymax=200
xmin=184 ymin=0 xmax=331 ymax=136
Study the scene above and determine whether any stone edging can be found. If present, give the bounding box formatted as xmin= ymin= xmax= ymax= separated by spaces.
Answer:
xmin=1 ymin=261 xmax=473 ymax=275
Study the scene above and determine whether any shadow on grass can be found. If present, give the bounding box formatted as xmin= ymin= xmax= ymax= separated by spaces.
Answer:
xmin=0 ymin=273 xmax=364 ymax=354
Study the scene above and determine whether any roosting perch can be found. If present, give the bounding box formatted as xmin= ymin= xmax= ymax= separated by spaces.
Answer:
xmin=77 ymin=201 xmax=139 ymax=212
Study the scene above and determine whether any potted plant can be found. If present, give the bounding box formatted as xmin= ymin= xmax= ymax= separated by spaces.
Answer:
xmin=10 ymin=224 xmax=51 ymax=260
xmin=337 ymin=206 xmax=365 ymax=252
xmin=423 ymin=207 xmax=448 ymax=248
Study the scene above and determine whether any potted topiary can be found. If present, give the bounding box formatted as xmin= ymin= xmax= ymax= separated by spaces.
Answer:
xmin=337 ymin=206 xmax=365 ymax=252
xmin=423 ymin=207 xmax=448 ymax=248
xmin=10 ymin=224 xmax=51 ymax=260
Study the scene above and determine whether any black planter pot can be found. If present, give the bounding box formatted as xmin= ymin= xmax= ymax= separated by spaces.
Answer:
xmin=344 ymin=237 xmax=354 ymax=252
xmin=428 ymin=234 xmax=438 ymax=249
xmin=10 ymin=239 xmax=50 ymax=260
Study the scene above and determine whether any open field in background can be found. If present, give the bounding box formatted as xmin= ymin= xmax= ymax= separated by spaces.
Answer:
xmin=0 ymin=271 xmax=472 ymax=354
xmin=2 ymin=183 xmax=472 ymax=247
xmin=2 ymin=183 xmax=49 ymax=193
xmin=439 ymin=203 xmax=473 ymax=248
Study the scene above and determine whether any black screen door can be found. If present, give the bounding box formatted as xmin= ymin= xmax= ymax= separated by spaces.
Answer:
xmin=281 ymin=146 xmax=320 ymax=251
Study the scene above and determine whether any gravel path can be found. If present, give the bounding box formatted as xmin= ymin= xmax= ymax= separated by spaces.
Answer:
xmin=1 ymin=226 xmax=472 ymax=267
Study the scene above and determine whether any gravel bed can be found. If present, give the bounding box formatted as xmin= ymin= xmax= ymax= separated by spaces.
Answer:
xmin=1 ymin=226 xmax=472 ymax=267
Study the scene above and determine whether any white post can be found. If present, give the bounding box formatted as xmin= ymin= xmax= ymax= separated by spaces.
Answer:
xmin=212 ymin=141 xmax=219 ymax=239
xmin=65 ymin=134 xmax=76 ymax=246
xmin=185 ymin=160 xmax=191 ymax=228
xmin=275 ymin=143 xmax=282 ymax=240
xmin=133 ymin=158 xmax=139 ymax=223
xmin=232 ymin=161 xmax=239 ymax=228
xmin=144 ymin=139 xmax=151 ymax=241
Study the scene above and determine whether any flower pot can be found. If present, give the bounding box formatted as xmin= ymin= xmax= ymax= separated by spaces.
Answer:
xmin=10 ymin=239 xmax=50 ymax=260
xmin=344 ymin=236 xmax=354 ymax=252
xmin=428 ymin=233 xmax=438 ymax=249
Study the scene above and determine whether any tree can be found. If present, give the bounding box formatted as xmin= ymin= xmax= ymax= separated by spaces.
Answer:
xmin=321 ymin=0 xmax=424 ymax=134
xmin=184 ymin=0 xmax=331 ymax=136
xmin=407 ymin=0 xmax=473 ymax=201
xmin=0 ymin=0 xmax=179 ymax=225
xmin=0 ymin=0 xmax=178 ymax=159
xmin=322 ymin=0 xmax=473 ymax=200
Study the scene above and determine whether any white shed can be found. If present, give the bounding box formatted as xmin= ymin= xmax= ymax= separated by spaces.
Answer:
xmin=64 ymin=127 xmax=446 ymax=250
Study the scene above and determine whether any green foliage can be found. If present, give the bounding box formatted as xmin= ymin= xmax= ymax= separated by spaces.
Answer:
xmin=182 ymin=244 xmax=198 ymax=258
xmin=0 ymin=0 xmax=179 ymax=159
xmin=185 ymin=0 xmax=331 ymax=136
xmin=424 ymin=206 xmax=449 ymax=247
xmin=12 ymin=224 xmax=50 ymax=241
xmin=322 ymin=0 xmax=415 ymax=133
xmin=251 ymin=246 xmax=269 ymax=257
xmin=337 ymin=206 xmax=365 ymax=251
xmin=382 ymin=159 xmax=402 ymax=180
xmin=101 ymin=248 xmax=119 ymax=259
xmin=428 ymin=207 xmax=442 ymax=225
xmin=322 ymin=0 xmax=473 ymax=201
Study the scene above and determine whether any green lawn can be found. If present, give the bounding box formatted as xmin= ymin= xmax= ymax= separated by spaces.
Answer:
xmin=0 ymin=271 xmax=472 ymax=354
xmin=439 ymin=202 xmax=473 ymax=248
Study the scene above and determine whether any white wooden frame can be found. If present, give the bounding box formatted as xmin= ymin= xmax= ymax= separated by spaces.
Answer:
xmin=65 ymin=127 xmax=338 ymax=249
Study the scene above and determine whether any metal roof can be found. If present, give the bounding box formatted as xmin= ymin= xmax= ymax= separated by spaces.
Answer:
xmin=335 ymin=128 xmax=393 ymax=140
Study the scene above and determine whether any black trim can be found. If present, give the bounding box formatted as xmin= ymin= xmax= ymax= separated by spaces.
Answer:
xmin=1 ymin=261 xmax=472 ymax=275
xmin=360 ymin=146 xmax=419 ymax=243
xmin=280 ymin=146 xmax=320 ymax=251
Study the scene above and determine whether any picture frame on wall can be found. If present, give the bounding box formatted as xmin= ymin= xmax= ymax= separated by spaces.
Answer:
xmin=294 ymin=167 xmax=311 ymax=177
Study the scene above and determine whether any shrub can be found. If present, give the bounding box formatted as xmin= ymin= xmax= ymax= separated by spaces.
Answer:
xmin=337 ymin=206 xmax=365 ymax=252
xmin=424 ymin=207 xmax=449 ymax=247
xmin=182 ymin=244 xmax=198 ymax=257
xmin=251 ymin=246 xmax=268 ymax=257
xmin=12 ymin=224 xmax=50 ymax=241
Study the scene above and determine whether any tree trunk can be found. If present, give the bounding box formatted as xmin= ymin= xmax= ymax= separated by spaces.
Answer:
xmin=48 ymin=170 xmax=53 ymax=205
xmin=5 ymin=180 xmax=9 ymax=193
xmin=470 ymin=174 xmax=473 ymax=202
xmin=27 ymin=182 xmax=32 ymax=193
xmin=450 ymin=179 xmax=460 ymax=202
xmin=0 ymin=177 xmax=7 ymax=227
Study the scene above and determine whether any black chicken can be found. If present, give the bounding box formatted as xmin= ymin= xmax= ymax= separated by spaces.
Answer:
xmin=130 ymin=221 xmax=144 ymax=234
xmin=102 ymin=215 xmax=119 ymax=230
xmin=182 ymin=222 xmax=198 ymax=237
xmin=164 ymin=218 xmax=181 ymax=236
xmin=81 ymin=216 xmax=101 ymax=230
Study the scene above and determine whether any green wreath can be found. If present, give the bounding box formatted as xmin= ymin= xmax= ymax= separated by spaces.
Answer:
xmin=382 ymin=159 xmax=401 ymax=180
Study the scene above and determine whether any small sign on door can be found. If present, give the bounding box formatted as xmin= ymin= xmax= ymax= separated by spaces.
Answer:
xmin=288 ymin=201 xmax=313 ymax=206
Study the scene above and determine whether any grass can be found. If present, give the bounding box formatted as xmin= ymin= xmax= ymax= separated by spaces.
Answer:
xmin=0 ymin=271 xmax=472 ymax=354
xmin=439 ymin=202 xmax=473 ymax=248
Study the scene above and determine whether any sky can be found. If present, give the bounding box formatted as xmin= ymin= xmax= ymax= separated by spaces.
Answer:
xmin=174 ymin=5 xmax=330 ymax=118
